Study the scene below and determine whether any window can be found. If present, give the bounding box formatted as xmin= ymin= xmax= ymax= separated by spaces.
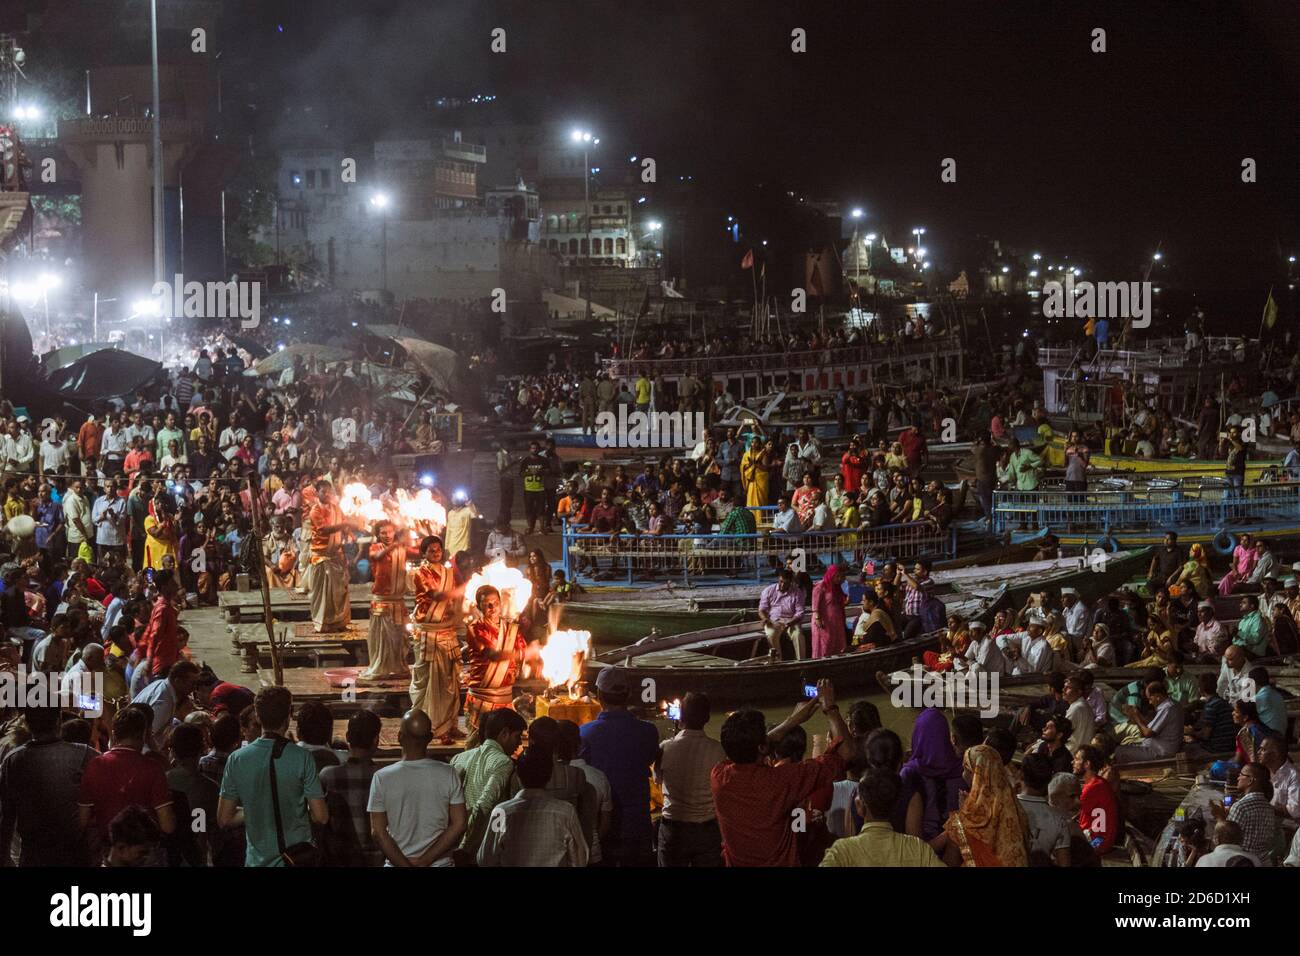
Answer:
xmin=603 ymin=238 xmax=613 ymax=255
xmin=548 ymin=239 xmax=558 ymax=252
xmin=306 ymin=169 xmax=316 ymax=188
xmin=580 ymin=238 xmax=589 ymax=255
xmin=617 ymin=205 xmax=624 ymax=214
xmin=568 ymin=239 xmax=578 ymax=255
xmin=319 ymin=168 xmax=331 ymax=188
xmin=616 ymin=237 xmax=626 ymax=254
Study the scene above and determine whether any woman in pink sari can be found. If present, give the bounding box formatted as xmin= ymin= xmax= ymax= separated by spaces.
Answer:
xmin=811 ymin=564 xmax=848 ymax=658
xmin=1217 ymin=533 xmax=1258 ymax=596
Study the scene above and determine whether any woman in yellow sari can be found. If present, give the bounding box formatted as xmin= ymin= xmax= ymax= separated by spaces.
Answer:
xmin=740 ymin=437 xmax=771 ymax=517
xmin=1168 ymin=543 xmax=1212 ymax=600
xmin=937 ymin=744 xmax=1030 ymax=867
xmin=143 ymin=497 xmax=179 ymax=570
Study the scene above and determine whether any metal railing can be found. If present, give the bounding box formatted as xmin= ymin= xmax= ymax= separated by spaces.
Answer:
xmin=561 ymin=515 xmax=955 ymax=584
xmin=993 ymin=482 xmax=1300 ymax=535
xmin=601 ymin=338 xmax=963 ymax=379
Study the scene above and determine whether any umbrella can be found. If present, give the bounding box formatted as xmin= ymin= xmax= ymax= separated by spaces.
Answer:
xmin=252 ymin=343 xmax=351 ymax=376
xmin=393 ymin=337 xmax=459 ymax=393
xmin=44 ymin=349 xmax=163 ymax=399
xmin=41 ymin=342 xmax=119 ymax=371
xmin=228 ymin=334 xmax=270 ymax=360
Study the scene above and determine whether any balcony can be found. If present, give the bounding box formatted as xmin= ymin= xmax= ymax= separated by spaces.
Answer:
xmin=440 ymin=138 xmax=486 ymax=163
xmin=58 ymin=116 xmax=204 ymax=143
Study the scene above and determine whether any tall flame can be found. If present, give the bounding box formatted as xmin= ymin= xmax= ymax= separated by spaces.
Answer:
xmin=462 ymin=559 xmax=533 ymax=620
xmin=338 ymin=483 xmax=447 ymax=538
xmin=539 ymin=629 xmax=593 ymax=689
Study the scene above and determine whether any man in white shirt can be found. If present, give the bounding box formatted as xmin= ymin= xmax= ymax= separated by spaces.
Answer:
xmin=771 ymin=496 xmax=804 ymax=534
xmin=331 ymin=410 xmax=359 ymax=451
xmin=38 ymin=424 xmax=69 ymax=476
xmin=999 ymin=614 xmax=1056 ymax=675
xmin=484 ymin=522 xmax=525 ymax=565
xmin=564 ymin=723 xmax=612 ymax=865
xmin=61 ymin=477 xmax=92 ymax=559
xmin=91 ymin=481 xmax=128 ymax=563
xmin=961 ymin=620 xmax=1005 ymax=673
xmin=1259 ymin=736 xmax=1300 ymax=821
xmin=2 ymin=418 xmax=35 ymax=473
xmin=1196 ymin=821 xmax=1260 ymax=867
xmin=218 ymin=419 xmax=247 ymax=462
xmin=1063 ymin=674 xmax=1096 ymax=752
xmin=1114 ymin=681 xmax=1183 ymax=765
xmin=1217 ymin=644 xmax=1250 ymax=702
xmin=1060 ymin=588 xmax=1089 ymax=651
xmin=655 ymin=691 xmax=725 ymax=867
xmin=100 ymin=417 xmax=129 ymax=476
xmin=368 ymin=709 xmax=466 ymax=867
xmin=123 ymin=411 xmax=154 ymax=449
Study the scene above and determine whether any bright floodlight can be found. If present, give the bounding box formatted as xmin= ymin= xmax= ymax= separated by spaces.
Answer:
xmin=38 ymin=273 xmax=61 ymax=290
xmin=1032 ymin=253 xmax=1041 ymax=260
xmin=1001 ymin=266 xmax=1010 ymax=274
xmin=648 ymin=221 xmax=662 ymax=231
xmin=1153 ymin=252 xmax=1163 ymax=261
xmin=132 ymin=297 xmax=164 ymax=317
xmin=864 ymin=233 xmax=877 ymax=242
xmin=370 ymin=193 xmax=390 ymax=209
xmin=9 ymin=282 xmax=39 ymax=303
xmin=851 ymin=207 xmax=864 ymax=219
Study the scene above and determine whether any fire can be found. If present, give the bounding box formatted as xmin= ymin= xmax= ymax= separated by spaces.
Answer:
xmin=540 ymin=629 xmax=593 ymax=690
xmin=338 ymin=483 xmax=446 ymax=538
xmin=462 ymin=559 xmax=533 ymax=620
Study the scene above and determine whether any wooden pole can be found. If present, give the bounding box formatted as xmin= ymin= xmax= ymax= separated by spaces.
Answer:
xmin=246 ymin=474 xmax=283 ymax=686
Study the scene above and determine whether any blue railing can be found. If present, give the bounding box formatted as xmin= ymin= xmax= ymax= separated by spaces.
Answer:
xmin=992 ymin=482 xmax=1300 ymax=535
xmin=561 ymin=514 xmax=956 ymax=585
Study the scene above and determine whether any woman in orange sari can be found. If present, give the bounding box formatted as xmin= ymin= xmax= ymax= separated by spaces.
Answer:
xmin=937 ymin=744 xmax=1030 ymax=867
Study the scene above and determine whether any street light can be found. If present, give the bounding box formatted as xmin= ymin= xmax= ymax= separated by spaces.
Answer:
xmin=571 ymin=126 xmax=599 ymax=320
xmin=1153 ymin=252 xmax=1163 ymax=261
xmin=850 ymin=207 xmax=864 ymax=220
xmin=370 ymin=192 xmax=392 ymax=294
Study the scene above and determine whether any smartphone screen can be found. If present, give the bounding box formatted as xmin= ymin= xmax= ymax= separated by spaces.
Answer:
xmin=803 ymin=683 xmax=818 ymax=699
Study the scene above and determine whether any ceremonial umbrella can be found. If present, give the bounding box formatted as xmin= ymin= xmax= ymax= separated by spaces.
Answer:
xmin=252 ymin=343 xmax=352 ymax=376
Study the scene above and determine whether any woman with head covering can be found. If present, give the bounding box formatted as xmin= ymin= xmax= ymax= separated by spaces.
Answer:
xmin=811 ymin=564 xmax=847 ymax=658
xmin=1169 ymin=542 xmax=1212 ymax=600
xmin=936 ymin=744 xmax=1030 ymax=867
xmin=1080 ymin=622 xmax=1115 ymax=668
xmin=898 ymin=708 xmax=965 ymax=842
xmin=1217 ymin=532 xmax=1259 ymax=597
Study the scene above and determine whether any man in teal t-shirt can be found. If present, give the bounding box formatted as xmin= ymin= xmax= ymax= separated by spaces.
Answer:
xmin=218 ymin=686 xmax=327 ymax=866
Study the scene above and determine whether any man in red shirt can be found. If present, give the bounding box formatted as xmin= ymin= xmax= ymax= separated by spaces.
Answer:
xmin=76 ymin=413 xmax=103 ymax=477
xmin=711 ymin=679 xmax=859 ymax=867
xmin=898 ymin=425 xmax=927 ymax=476
xmin=1074 ymin=744 xmax=1119 ymax=854
xmin=77 ymin=705 xmax=175 ymax=861
xmin=140 ymin=569 xmax=182 ymax=680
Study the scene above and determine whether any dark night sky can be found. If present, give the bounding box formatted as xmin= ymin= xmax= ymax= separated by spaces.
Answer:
xmin=240 ymin=0 xmax=1300 ymax=280
xmin=32 ymin=0 xmax=1299 ymax=281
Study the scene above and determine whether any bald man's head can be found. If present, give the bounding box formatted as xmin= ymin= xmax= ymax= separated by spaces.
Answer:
xmin=1214 ymin=820 xmax=1244 ymax=848
xmin=400 ymin=708 xmax=434 ymax=752
xmin=1225 ymin=645 xmax=1246 ymax=670
xmin=81 ymin=643 xmax=105 ymax=668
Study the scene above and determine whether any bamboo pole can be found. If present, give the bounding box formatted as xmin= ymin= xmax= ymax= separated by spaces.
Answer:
xmin=246 ymin=474 xmax=283 ymax=686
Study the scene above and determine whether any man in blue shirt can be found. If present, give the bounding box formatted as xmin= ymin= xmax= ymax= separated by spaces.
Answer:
xmin=1249 ymin=666 xmax=1287 ymax=737
xmin=579 ymin=666 xmax=659 ymax=867
xmin=217 ymin=686 xmax=328 ymax=866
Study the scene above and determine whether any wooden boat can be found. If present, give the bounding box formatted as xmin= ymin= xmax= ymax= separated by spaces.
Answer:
xmin=565 ymin=547 xmax=1150 ymax=645
xmin=1009 ymin=524 xmax=1300 ymax=549
xmin=1039 ymin=432 xmax=1282 ymax=482
xmin=585 ymin=590 xmax=1002 ymax=705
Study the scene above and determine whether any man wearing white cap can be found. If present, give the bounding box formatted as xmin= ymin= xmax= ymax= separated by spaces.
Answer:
xmin=961 ymin=620 xmax=1005 ymax=674
xmin=1060 ymin=588 xmax=1089 ymax=654
xmin=1192 ymin=600 xmax=1229 ymax=663
xmin=1285 ymin=577 xmax=1300 ymax=623
xmin=999 ymin=612 xmax=1056 ymax=676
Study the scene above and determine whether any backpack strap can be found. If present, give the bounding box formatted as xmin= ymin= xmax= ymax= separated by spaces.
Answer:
xmin=267 ymin=736 xmax=290 ymax=858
